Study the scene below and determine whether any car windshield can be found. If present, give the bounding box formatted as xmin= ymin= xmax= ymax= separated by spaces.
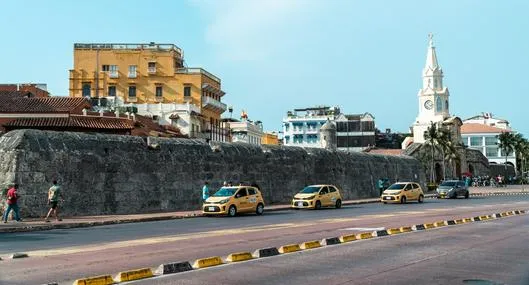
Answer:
xmin=440 ymin=181 xmax=457 ymax=187
xmin=300 ymin=186 xmax=320 ymax=193
xmin=213 ymin=187 xmax=237 ymax=197
xmin=387 ymin=184 xmax=406 ymax=190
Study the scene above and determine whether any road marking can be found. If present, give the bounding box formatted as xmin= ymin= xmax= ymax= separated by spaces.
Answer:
xmin=341 ymin=227 xmax=385 ymax=231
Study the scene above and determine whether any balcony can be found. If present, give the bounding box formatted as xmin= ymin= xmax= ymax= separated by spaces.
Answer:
xmin=175 ymin=68 xmax=221 ymax=84
xmin=202 ymin=96 xmax=227 ymax=113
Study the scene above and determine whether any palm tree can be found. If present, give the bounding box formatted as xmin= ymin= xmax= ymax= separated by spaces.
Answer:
xmin=441 ymin=140 xmax=460 ymax=179
xmin=423 ymin=122 xmax=448 ymax=183
xmin=497 ymin=132 xmax=516 ymax=169
xmin=437 ymin=127 xmax=452 ymax=179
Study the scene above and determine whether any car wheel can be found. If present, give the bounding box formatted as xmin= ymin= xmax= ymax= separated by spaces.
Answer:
xmin=228 ymin=205 xmax=237 ymax=217
xmin=400 ymin=196 xmax=407 ymax=204
xmin=335 ymin=199 xmax=342 ymax=209
xmin=256 ymin=203 xmax=264 ymax=215
xmin=383 ymin=202 xmax=387 ymax=204
xmin=315 ymin=201 xmax=322 ymax=210
xmin=418 ymin=195 xmax=424 ymax=203
xmin=464 ymin=191 xmax=469 ymax=199
xmin=451 ymin=193 xmax=457 ymax=199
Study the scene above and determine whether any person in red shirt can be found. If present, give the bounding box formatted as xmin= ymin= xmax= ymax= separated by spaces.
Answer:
xmin=3 ymin=184 xmax=21 ymax=223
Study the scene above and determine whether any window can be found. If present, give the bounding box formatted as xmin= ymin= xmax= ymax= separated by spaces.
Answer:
xmin=485 ymin=137 xmax=497 ymax=146
xmin=329 ymin=186 xmax=337 ymax=193
xmin=236 ymin=189 xmax=248 ymax=198
xmin=128 ymin=65 xmax=137 ymax=78
xmin=82 ymin=83 xmax=91 ymax=97
xmin=248 ymin=188 xmax=257 ymax=195
xmin=102 ymin=65 xmax=109 ymax=72
xmin=319 ymin=187 xmax=329 ymax=195
xmin=445 ymin=100 xmax=449 ymax=110
xmin=155 ymin=86 xmax=163 ymax=97
xmin=405 ymin=184 xmax=413 ymax=191
xmin=148 ymin=62 xmax=156 ymax=73
xmin=108 ymin=85 xmax=116 ymax=97
xmin=436 ymin=96 xmax=442 ymax=112
xmin=108 ymin=65 xmax=118 ymax=78
xmin=184 ymin=86 xmax=191 ymax=97
xmin=128 ymin=85 xmax=136 ymax=97
xmin=413 ymin=183 xmax=421 ymax=189
xmin=470 ymin=137 xmax=482 ymax=146
xmin=486 ymin=147 xmax=498 ymax=157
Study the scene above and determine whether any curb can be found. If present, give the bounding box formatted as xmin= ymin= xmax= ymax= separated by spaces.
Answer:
xmin=52 ymin=207 xmax=526 ymax=285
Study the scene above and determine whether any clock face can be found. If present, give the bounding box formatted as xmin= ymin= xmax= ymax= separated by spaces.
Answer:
xmin=424 ymin=100 xmax=433 ymax=110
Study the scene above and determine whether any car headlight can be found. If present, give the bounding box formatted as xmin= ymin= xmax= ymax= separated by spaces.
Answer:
xmin=219 ymin=198 xmax=230 ymax=204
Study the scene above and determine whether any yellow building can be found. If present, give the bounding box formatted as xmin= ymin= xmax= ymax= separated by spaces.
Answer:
xmin=262 ymin=132 xmax=279 ymax=145
xmin=69 ymin=43 xmax=228 ymax=141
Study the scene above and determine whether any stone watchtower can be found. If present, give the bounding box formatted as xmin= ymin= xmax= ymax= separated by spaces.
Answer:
xmin=320 ymin=120 xmax=337 ymax=151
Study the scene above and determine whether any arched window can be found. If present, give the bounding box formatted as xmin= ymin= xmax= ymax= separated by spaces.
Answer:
xmin=445 ymin=100 xmax=449 ymax=110
xmin=82 ymin=83 xmax=91 ymax=97
xmin=436 ymin=96 xmax=442 ymax=112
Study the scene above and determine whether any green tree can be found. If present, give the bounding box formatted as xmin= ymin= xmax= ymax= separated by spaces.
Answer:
xmin=442 ymin=140 xmax=460 ymax=179
xmin=497 ymin=132 xmax=516 ymax=168
xmin=423 ymin=122 xmax=449 ymax=183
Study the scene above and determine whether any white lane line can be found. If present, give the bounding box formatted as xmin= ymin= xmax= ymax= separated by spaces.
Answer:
xmin=341 ymin=227 xmax=385 ymax=231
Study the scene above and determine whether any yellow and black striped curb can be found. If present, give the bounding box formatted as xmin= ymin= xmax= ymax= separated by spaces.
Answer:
xmin=58 ymin=208 xmax=528 ymax=284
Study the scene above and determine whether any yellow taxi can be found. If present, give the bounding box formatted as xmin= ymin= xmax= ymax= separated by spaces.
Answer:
xmin=202 ymin=186 xmax=265 ymax=217
xmin=380 ymin=182 xmax=424 ymax=204
xmin=291 ymin=185 xmax=342 ymax=210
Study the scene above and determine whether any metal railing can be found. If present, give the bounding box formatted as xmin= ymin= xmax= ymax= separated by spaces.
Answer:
xmin=175 ymin=68 xmax=221 ymax=84
xmin=74 ymin=43 xmax=182 ymax=54
xmin=202 ymin=96 xmax=227 ymax=112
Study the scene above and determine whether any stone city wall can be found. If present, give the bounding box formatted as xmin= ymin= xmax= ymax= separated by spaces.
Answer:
xmin=0 ymin=130 xmax=426 ymax=217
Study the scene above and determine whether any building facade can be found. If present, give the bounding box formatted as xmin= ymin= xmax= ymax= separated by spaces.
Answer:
xmin=227 ymin=120 xmax=264 ymax=145
xmin=69 ymin=43 xmax=228 ymax=141
xmin=262 ymin=132 xmax=279 ymax=145
xmin=461 ymin=123 xmax=516 ymax=168
xmin=282 ymin=106 xmax=375 ymax=152
xmin=464 ymin=112 xmax=511 ymax=131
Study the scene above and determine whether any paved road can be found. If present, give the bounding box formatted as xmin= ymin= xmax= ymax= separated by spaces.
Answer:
xmin=0 ymin=195 xmax=528 ymax=285
xmin=135 ymin=212 xmax=529 ymax=285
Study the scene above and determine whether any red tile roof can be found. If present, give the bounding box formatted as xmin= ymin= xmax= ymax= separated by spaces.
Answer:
xmin=461 ymin=123 xmax=509 ymax=134
xmin=0 ymin=96 xmax=90 ymax=113
xmin=4 ymin=115 xmax=134 ymax=130
xmin=365 ymin=148 xmax=404 ymax=156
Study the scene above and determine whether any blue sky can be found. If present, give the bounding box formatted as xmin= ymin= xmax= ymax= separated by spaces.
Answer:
xmin=1 ymin=0 xmax=528 ymax=136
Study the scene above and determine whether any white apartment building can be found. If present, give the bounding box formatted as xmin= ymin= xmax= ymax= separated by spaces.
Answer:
xmin=461 ymin=123 xmax=516 ymax=168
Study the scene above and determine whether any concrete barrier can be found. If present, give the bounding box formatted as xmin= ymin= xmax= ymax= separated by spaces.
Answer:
xmin=387 ymin=228 xmax=402 ymax=234
xmin=356 ymin=232 xmax=373 ymax=240
xmin=463 ymin=218 xmax=473 ymax=223
xmin=192 ymin=256 xmax=223 ymax=269
xmin=399 ymin=226 xmax=412 ymax=233
xmin=473 ymin=216 xmax=481 ymax=221
xmin=155 ymin=261 xmax=193 ymax=275
xmin=321 ymin=237 xmax=341 ymax=246
xmin=423 ymin=223 xmax=435 ymax=229
xmin=11 ymin=253 xmax=28 ymax=259
xmin=114 ymin=268 xmax=153 ymax=282
xmin=446 ymin=220 xmax=456 ymax=225
xmin=374 ymin=230 xmax=389 ymax=237
xmin=226 ymin=252 xmax=253 ymax=262
xmin=413 ymin=224 xmax=426 ymax=231
xmin=454 ymin=219 xmax=464 ymax=224
xmin=433 ymin=221 xmax=446 ymax=227
xmin=339 ymin=234 xmax=357 ymax=243
xmin=279 ymin=244 xmax=301 ymax=254
xmin=73 ymin=275 xmax=114 ymax=285
xmin=514 ymin=210 xmax=521 ymax=215
xmin=479 ymin=215 xmax=489 ymax=220
xmin=252 ymin=247 xmax=279 ymax=258
xmin=300 ymin=240 xmax=321 ymax=250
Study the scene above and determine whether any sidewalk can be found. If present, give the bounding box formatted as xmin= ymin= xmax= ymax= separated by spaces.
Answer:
xmin=1 ymin=186 xmax=527 ymax=233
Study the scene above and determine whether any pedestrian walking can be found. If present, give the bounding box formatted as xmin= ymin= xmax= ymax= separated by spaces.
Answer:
xmin=377 ymin=179 xmax=384 ymax=196
xmin=3 ymin=183 xmax=21 ymax=223
xmin=45 ymin=180 xmax=63 ymax=222
xmin=202 ymin=181 xmax=210 ymax=202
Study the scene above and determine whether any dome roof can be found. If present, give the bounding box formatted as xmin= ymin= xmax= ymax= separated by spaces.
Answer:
xmin=320 ymin=120 xmax=336 ymax=130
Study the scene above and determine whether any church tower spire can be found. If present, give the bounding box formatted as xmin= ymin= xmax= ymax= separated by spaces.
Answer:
xmin=412 ymin=33 xmax=451 ymax=144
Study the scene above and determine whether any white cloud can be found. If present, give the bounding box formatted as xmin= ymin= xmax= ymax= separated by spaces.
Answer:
xmin=192 ymin=0 xmax=312 ymax=61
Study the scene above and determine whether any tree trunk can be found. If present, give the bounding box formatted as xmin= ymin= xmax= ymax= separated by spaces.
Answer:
xmin=430 ymin=145 xmax=435 ymax=183
xmin=441 ymin=148 xmax=446 ymax=181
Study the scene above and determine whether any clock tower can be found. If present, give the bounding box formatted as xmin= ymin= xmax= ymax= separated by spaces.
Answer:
xmin=412 ymin=34 xmax=450 ymax=143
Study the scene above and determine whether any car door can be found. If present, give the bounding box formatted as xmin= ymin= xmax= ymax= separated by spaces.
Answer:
xmin=235 ymin=188 xmax=249 ymax=212
xmin=328 ymin=186 xmax=339 ymax=205
xmin=404 ymin=183 xmax=414 ymax=200
xmin=318 ymin=186 xmax=330 ymax=206
xmin=247 ymin=187 xmax=258 ymax=209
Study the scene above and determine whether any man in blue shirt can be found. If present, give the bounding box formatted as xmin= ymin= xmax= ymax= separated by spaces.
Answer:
xmin=202 ymin=182 xmax=210 ymax=202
